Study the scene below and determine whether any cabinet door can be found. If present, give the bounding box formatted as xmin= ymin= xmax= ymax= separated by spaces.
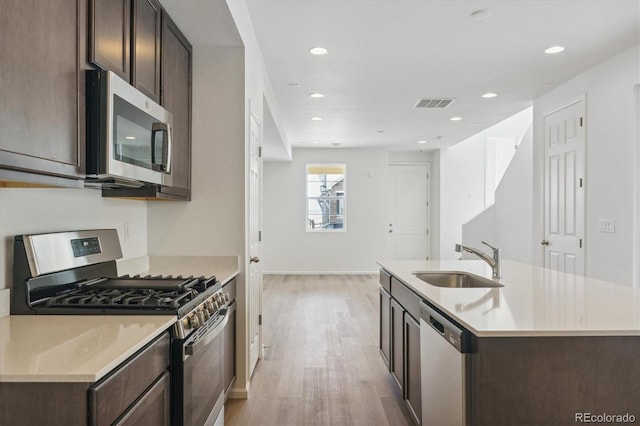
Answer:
xmin=379 ymin=287 xmax=391 ymax=369
xmin=132 ymin=0 xmax=161 ymax=102
xmin=0 ymin=0 xmax=85 ymax=185
xmin=115 ymin=372 xmax=170 ymax=426
xmin=390 ymin=298 xmax=404 ymax=392
xmin=90 ymin=0 xmax=131 ymax=81
xmin=160 ymin=14 xmax=192 ymax=199
xmin=405 ymin=313 xmax=422 ymax=424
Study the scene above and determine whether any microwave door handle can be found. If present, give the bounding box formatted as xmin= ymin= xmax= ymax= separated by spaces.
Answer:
xmin=151 ymin=122 xmax=170 ymax=172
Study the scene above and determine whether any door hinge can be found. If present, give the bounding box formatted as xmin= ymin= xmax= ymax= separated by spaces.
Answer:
xmin=426 ymin=228 xmax=429 ymax=235
xmin=426 ymin=201 xmax=429 ymax=207
xmin=579 ymin=239 xmax=583 ymax=248
xmin=258 ymin=146 xmax=262 ymax=158
xmin=258 ymin=314 xmax=262 ymax=325
xmin=580 ymin=117 xmax=583 ymax=127
xmin=259 ymin=231 xmax=262 ymax=242
xmin=579 ymin=178 xmax=583 ymax=188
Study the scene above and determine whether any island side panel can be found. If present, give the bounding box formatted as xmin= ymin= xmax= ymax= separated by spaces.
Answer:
xmin=469 ymin=336 xmax=640 ymax=426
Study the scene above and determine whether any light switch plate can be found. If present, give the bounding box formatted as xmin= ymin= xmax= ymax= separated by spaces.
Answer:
xmin=598 ymin=219 xmax=615 ymax=233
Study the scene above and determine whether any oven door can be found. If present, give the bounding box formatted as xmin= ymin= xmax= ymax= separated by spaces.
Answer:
xmin=173 ymin=307 xmax=230 ymax=426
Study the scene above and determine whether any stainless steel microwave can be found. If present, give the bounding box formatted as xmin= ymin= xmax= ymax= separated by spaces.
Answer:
xmin=86 ymin=69 xmax=173 ymax=188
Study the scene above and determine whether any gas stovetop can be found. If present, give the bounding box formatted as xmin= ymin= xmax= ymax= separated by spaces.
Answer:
xmin=35 ymin=275 xmax=217 ymax=311
xmin=10 ymin=229 xmax=222 ymax=318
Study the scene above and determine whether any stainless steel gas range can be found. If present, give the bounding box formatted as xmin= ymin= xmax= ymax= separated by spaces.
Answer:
xmin=11 ymin=229 xmax=235 ymax=426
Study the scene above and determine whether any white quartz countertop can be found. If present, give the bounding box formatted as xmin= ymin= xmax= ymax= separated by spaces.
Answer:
xmin=378 ymin=259 xmax=640 ymax=337
xmin=146 ymin=256 xmax=239 ymax=286
xmin=0 ymin=315 xmax=175 ymax=382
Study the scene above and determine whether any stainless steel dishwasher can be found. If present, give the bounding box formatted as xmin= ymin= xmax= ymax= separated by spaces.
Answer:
xmin=420 ymin=301 xmax=470 ymax=426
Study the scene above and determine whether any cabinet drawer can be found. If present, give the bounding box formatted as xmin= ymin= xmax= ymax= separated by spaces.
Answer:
xmin=89 ymin=333 xmax=170 ymax=426
xmin=391 ymin=277 xmax=421 ymax=321
xmin=379 ymin=269 xmax=391 ymax=292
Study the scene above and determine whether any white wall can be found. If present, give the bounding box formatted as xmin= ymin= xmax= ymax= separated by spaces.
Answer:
xmin=439 ymin=134 xmax=487 ymax=259
xmin=263 ymin=148 xmax=392 ymax=273
xmin=532 ymin=44 xmax=640 ymax=286
xmin=0 ymin=188 xmax=147 ymax=289
xmin=462 ymin=123 xmax=534 ymax=263
xmin=440 ymin=108 xmax=533 ymax=260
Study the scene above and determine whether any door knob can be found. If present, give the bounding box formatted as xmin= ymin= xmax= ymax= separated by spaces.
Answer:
xmin=250 ymin=256 xmax=260 ymax=263
xmin=541 ymin=240 xmax=549 ymax=246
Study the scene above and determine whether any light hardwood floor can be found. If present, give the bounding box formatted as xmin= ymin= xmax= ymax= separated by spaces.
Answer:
xmin=225 ymin=274 xmax=414 ymax=426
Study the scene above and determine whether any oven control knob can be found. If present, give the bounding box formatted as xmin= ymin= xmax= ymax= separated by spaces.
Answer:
xmin=202 ymin=308 xmax=210 ymax=321
xmin=182 ymin=318 xmax=191 ymax=330
xmin=190 ymin=315 xmax=200 ymax=329
xmin=223 ymin=292 xmax=230 ymax=303
xmin=205 ymin=300 xmax=214 ymax=314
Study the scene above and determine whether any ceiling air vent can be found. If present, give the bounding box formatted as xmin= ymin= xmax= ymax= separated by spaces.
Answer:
xmin=414 ymin=98 xmax=455 ymax=109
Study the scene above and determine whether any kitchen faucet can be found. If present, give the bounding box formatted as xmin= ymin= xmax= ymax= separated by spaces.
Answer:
xmin=455 ymin=241 xmax=502 ymax=279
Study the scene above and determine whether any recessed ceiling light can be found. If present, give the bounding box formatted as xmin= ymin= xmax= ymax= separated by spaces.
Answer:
xmin=312 ymin=141 xmax=320 ymax=144
xmin=288 ymin=83 xmax=301 ymax=87
xmin=309 ymin=47 xmax=328 ymax=55
xmin=125 ymin=136 xmax=136 ymax=140
xmin=450 ymin=116 xmax=463 ymax=121
xmin=481 ymin=92 xmax=498 ymax=98
xmin=418 ymin=140 xmax=427 ymax=144
xmin=311 ymin=116 xmax=323 ymax=121
xmin=435 ymin=136 xmax=445 ymax=141
xmin=545 ymin=46 xmax=565 ymax=54
xmin=310 ymin=93 xmax=325 ymax=98
xmin=377 ymin=130 xmax=385 ymax=133
xmin=470 ymin=9 xmax=492 ymax=20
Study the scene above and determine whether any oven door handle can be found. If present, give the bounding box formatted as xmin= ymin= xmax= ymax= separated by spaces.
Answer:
xmin=184 ymin=306 xmax=230 ymax=358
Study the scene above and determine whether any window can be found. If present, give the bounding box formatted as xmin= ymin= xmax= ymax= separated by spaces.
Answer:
xmin=306 ymin=164 xmax=346 ymax=231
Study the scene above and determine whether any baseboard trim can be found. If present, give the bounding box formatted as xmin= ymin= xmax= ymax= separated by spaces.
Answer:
xmin=229 ymin=386 xmax=249 ymax=399
xmin=264 ymin=271 xmax=378 ymax=275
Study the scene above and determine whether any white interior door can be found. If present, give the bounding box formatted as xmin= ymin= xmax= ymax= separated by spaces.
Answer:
xmin=543 ymin=99 xmax=585 ymax=274
xmin=248 ymin=109 xmax=263 ymax=377
xmin=388 ymin=164 xmax=430 ymax=259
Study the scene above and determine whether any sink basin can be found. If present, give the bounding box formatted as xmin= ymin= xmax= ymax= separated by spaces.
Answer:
xmin=413 ymin=272 xmax=504 ymax=288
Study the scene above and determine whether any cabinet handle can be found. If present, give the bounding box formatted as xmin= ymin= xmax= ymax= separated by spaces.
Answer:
xmin=250 ymin=256 xmax=260 ymax=263
xmin=541 ymin=240 xmax=549 ymax=246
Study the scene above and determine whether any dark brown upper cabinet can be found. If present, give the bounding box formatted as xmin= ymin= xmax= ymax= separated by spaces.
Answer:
xmin=159 ymin=13 xmax=192 ymax=200
xmin=89 ymin=0 xmax=131 ymax=82
xmin=101 ymin=7 xmax=192 ymax=201
xmin=132 ymin=0 xmax=161 ymax=101
xmin=0 ymin=0 xmax=86 ymax=188
xmin=90 ymin=0 xmax=161 ymax=103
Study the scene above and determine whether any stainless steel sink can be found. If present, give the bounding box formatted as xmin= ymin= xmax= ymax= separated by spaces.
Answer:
xmin=413 ymin=272 xmax=504 ymax=288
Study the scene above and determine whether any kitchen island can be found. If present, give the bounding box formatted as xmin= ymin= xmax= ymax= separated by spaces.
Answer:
xmin=378 ymin=259 xmax=640 ymax=425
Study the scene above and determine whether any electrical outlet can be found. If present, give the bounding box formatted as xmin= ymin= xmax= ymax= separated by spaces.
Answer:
xmin=598 ymin=219 xmax=615 ymax=233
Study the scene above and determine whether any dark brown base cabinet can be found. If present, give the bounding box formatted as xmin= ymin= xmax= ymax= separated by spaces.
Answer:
xmin=379 ymin=270 xmax=422 ymax=425
xmin=0 ymin=333 xmax=171 ymax=426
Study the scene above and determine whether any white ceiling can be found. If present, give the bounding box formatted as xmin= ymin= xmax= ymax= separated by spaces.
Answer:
xmin=244 ymin=0 xmax=639 ymax=153
xmin=159 ymin=0 xmax=640 ymax=157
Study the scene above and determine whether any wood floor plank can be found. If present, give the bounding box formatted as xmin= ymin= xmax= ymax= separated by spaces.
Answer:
xmin=225 ymin=274 xmax=414 ymax=426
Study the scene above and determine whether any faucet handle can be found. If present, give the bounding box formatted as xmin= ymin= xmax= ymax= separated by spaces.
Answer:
xmin=481 ymin=241 xmax=500 ymax=252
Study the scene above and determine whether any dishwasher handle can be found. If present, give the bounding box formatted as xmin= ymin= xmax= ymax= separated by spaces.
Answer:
xmin=420 ymin=301 xmax=469 ymax=353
